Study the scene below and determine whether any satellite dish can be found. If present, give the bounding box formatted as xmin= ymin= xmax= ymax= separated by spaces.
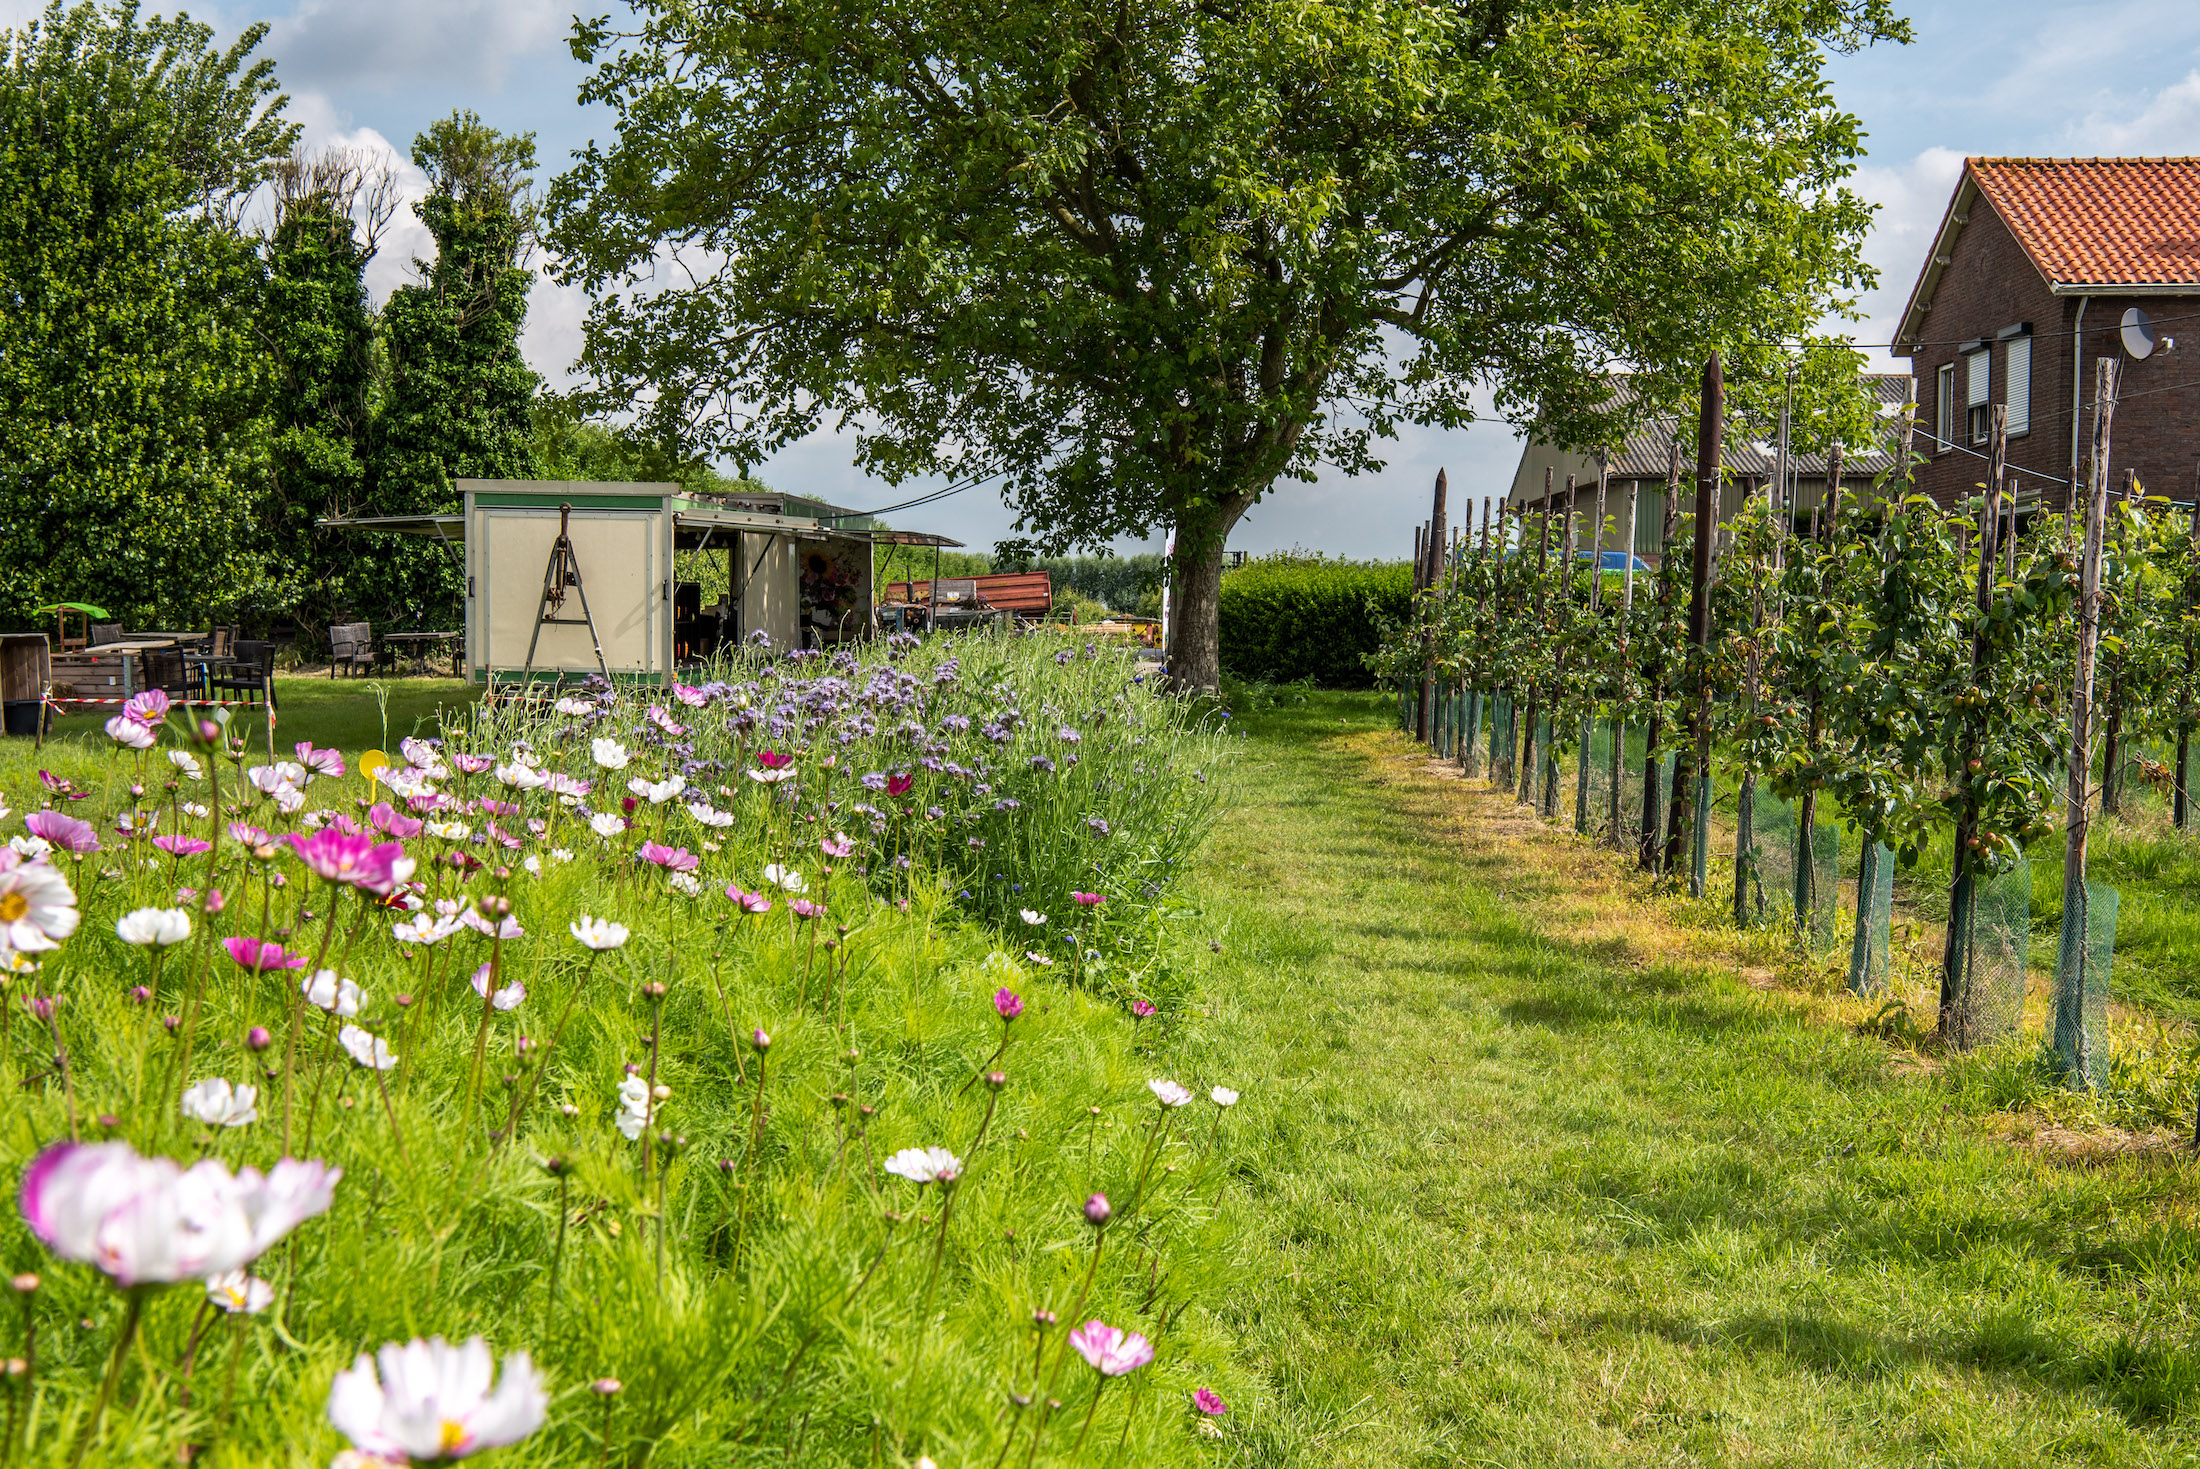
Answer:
xmin=2122 ymin=307 xmax=2158 ymax=360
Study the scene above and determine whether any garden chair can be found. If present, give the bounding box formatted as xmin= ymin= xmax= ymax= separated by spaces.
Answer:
xmin=209 ymin=640 xmax=277 ymax=709
xmin=88 ymin=623 xmax=124 ymax=646
xmin=328 ymin=622 xmax=374 ymax=679
xmin=141 ymin=648 xmax=194 ymax=701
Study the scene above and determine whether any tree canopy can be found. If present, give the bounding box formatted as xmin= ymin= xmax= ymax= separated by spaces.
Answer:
xmin=551 ymin=0 xmax=1908 ymax=686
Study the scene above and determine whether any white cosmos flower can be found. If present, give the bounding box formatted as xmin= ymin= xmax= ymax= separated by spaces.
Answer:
xmin=168 ymin=749 xmax=204 ymax=780
xmin=461 ymin=911 xmax=524 ymax=941
xmin=247 ymin=762 xmax=308 ymax=796
xmin=1147 ymin=1079 xmax=1194 ymax=1108
xmin=615 ymin=1075 xmax=653 ymax=1140
xmin=627 ymin=774 xmax=686 ymax=805
xmin=744 ymin=767 xmax=794 ymax=785
xmin=1019 ymin=909 xmax=1046 ymax=925
xmin=549 ymin=848 xmax=573 ymax=863
xmin=591 ymin=739 xmax=630 ymax=770
xmin=391 ymin=913 xmax=461 ymax=946
xmin=206 ymin=1269 xmax=274 ymax=1314
xmin=116 ymin=906 xmax=192 ymax=947
xmin=554 ymin=696 xmax=593 ymax=716
xmin=105 ymin=716 xmax=156 ymax=750
xmin=1210 ymin=1086 xmax=1239 ymax=1107
xmin=588 ymin=812 xmax=624 ymax=839
xmin=425 ymin=820 xmax=471 ymax=842
xmin=495 ymin=763 xmax=548 ymax=791
xmin=881 ymin=1146 xmax=963 ymax=1185
xmin=685 ymin=801 xmax=735 ymax=829
xmin=569 ymin=916 xmax=629 ymax=951
xmin=762 ymin=863 xmax=807 ymax=894
xmin=338 ymin=1025 xmax=397 ymax=1071
xmin=301 ymin=970 xmax=363 ymax=1018
xmin=8 ymin=835 xmax=50 ymax=861
xmin=470 ymin=964 xmax=525 ymax=1011
xmin=0 ymin=852 xmax=79 ymax=953
xmin=180 ymin=801 xmax=210 ymax=819
xmin=668 ymin=871 xmax=702 ymax=898
xmin=326 ymin=1335 xmax=546 ymax=1463
xmin=180 ymin=1078 xmax=258 ymax=1128
xmin=521 ymin=855 xmax=542 ymax=877
xmin=273 ymin=787 xmax=306 ymax=815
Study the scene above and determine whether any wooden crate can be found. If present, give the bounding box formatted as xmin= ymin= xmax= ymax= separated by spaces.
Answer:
xmin=0 ymin=634 xmax=49 ymax=702
xmin=880 ymin=570 xmax=1054 ymax=615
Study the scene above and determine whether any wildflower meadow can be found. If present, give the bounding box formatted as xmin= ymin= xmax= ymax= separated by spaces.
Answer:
xmin=0 ymin=633 xmax=1246 ymax=1466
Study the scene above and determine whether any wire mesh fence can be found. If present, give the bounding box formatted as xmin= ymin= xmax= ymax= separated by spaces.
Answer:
xmin=1942 ymin=856 xmax=2033 ymax=1052
xmin=1846 ymin=841 xmax=1894 ymax=996
xmin=2054 ymin=878 xmax=2118 ymax=1088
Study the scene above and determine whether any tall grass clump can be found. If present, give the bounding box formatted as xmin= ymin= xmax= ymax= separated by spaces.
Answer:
xmin=0 ymin=631 xmax=1248 ymax=1466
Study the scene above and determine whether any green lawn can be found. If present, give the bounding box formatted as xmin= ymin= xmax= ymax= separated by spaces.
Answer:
xmin=1189 ymin=692 xmax=2200 ymax=1467
xmin=33 ymin=674 xmax=480 ymax=757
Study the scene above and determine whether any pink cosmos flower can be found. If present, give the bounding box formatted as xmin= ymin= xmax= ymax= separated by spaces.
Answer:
xmin=152 ymin=835 xmax=212 ymax=859
xmin=1130 ymin=999 xmax=1156 ymax=1019
xmin=19 ymin=1140 xmax=340 ymax=1286
xmin=123 ymin=689 xmax=171 ymax=725
xmin=476 ymin=797 xmax=520 ymax=819
xmin=789 ymin=899 xmax=824 ymax=920
xmin=228 ymin=821 xmax=271 ymax=847
xmin=224 ymin=937 xmax=307 ymax=973
xmin=1024 ymin=951 xmax=1054 ymax=966
xmin=725 ymin=885 xmax=772 ymax=914
xmin=24 ymin=811 xmax=98 ymax=855
xmin=820 ymin=833 xmax=854 ymax=858
xmin=283 ymin=830 xmax=417 ymax=895
xmin=544 ymin=772 xmax=592 ymax=798
xmin=469 ymin=963 xmax=525 ymax=1011
xmin=294 ymin=742 xmax=346 ymax=779
xmin=1194 ymin=1389 xmax=1228 ymax=1416
xmin=671 ymin=683 xmax=708 ymax=708
xmin=368 ymin=803 xmax=422 ymax=839
xmin=452 ymin=753 xmax=493 ymax=775
xmin=647 ymin=705 xmax=685 ymax=736
xmin=994 ymin=988 xmax=1023 ymax=1021
xmin=885 ymin=773 xmax=914 ymax=797
xmin=757 ymin=750 xmax=794 ymax=770
xmin=1072 ymin=892 xmax=1106 ymax=907
xmin=1067 ymin=1320 xmax=1154 ymax=1377
xmin=482 ymin=823 xmax=525 ymax=851
xmin=638 ymin=842 xmax=699 ymax=873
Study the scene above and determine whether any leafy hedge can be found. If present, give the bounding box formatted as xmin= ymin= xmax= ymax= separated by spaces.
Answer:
xmin=1218 ymin=553 xmax=1414 ymax=687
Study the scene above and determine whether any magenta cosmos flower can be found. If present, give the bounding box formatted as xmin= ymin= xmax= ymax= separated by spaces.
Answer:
xmin=152 ymin=834 xmax=212 ymax=859
xmin=24 ymin=811 xmax=98 ymax=855
xmin=224 ymin=936 xmax=307 ymax=973
xmin=1072 ymin=891 xmax=1106 ymax=908
xmin=368 ymin=802 xmax=423 ymax=839
xmin=994 ymin=988 xmax=1023 ymax=1021
xmin=1067 ymin=1320 xmax=1154 ymax=1377
xmin=756 ymin=749 xmax=794 ymax=770
xmin=1193 ymin=1389 xmax=1228 ymax=1416
xmin=820 ymin=832 xmax=854 ymax=858
xmin=451 ymin=753 xmax=494 ymax=775
xmin=885 ymin=772 xmax=914 ymax=796
xmin=284 ymin=830 xmax=417 ymax=895
xmin=123 ymin=688 xmax=171 ymax=725
xmin=724 ymin=885 xmax=771 ymax=914
xmin=638 ymin=842 xmax=700 ymax=874
xmin=19 ymin=1140 xmax=339 ymax=1286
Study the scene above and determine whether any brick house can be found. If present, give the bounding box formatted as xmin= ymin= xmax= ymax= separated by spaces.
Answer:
xmin=1892 ymin=157 xmax=2200 ymax=511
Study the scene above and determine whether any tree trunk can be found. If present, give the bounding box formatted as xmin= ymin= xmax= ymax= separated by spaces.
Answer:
xmin=1164 ymin=505 xmax=1241 ymax=694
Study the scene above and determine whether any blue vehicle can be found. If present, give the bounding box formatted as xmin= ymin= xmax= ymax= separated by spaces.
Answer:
xmin=1576 ymin=549 xmax=1651 ymax=571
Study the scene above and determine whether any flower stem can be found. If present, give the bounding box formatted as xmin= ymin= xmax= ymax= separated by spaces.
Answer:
xmin=283 ymin=900 xmax=341 ymax=1153
xmin=1071 ymin=1379 xmax=1108 ymax=1457
xmin=543 ymin=1172 xmax=569 ymax=1341
xmin=510 ymin=951 xmax=599 ymax=1132
xmin=66 ymin=1290 xmax=142 ymax=1469
xmin=730 ymin=1044 xmax=769 ymax=1275
xmin=466 ymin=928 xmax=505 ymax=1115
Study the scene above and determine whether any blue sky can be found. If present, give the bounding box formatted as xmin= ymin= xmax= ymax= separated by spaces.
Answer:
xmin=17 ymin=0 xmax=2200 ymax=559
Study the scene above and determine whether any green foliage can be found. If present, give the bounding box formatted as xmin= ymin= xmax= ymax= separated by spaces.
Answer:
xmin=366 ymin=110 xmax=540 ymax=628
xmin=1222 ymin=553 xmax=1411 ymax=688
xmin=549 ymin=0 xmax=1908 ymax=685
xmin=0 ymin=2 xmax=294 ymax=628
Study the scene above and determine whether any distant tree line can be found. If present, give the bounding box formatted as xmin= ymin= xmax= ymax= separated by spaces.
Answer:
xmin=0 ymin=3 xmax=686 ymax=639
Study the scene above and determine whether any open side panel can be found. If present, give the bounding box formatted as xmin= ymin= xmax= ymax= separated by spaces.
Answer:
xmin=471 ymin=506 xmax=662 ymax=679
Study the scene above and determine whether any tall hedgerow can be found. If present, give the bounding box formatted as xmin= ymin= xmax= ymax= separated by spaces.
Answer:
xmin=1219 ymin=553 xmax=1413 ymax=688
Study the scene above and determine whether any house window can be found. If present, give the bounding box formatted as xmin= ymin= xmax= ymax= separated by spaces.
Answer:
xmin=2004 ymin=333 xmax=2031 ymax=437
xmin=1966 ymin=349 xmax=1991 ymax=445
xmin=1935 ymin=364 xmax=1956 ymax=454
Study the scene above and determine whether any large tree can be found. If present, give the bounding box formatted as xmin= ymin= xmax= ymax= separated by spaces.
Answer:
xmin=550 ymin=0 xmax=1906 ymax=688
xmin=0 ymin=1 xmax=291 ymax=629
xmin=368 ymin=110 xmax=540 ymax=626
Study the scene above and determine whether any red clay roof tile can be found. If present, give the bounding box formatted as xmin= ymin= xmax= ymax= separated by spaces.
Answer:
xmin=1970 ymin=157 xmax=2200 ymax=287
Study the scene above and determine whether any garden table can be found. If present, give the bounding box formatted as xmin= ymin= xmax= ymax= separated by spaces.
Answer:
xmin=381 ymin=631 xmax=462 ymax=677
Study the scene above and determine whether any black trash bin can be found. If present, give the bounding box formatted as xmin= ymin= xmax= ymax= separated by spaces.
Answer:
xmin=3 ymin=699 xmax=46 ymax=737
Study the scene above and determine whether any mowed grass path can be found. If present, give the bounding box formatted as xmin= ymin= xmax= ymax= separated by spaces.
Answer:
xmin=1190 ymin=693 xmax=2200 ymax=1468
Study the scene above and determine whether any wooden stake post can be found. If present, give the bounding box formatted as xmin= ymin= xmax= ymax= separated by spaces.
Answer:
xmin=1666 ymin=354 xmax=1722 ymax=893
xmin=1939 ymin=406 xmax=2008 ymax=1045
xmin=2053 ymin=357 xmax=2120 ymax=1081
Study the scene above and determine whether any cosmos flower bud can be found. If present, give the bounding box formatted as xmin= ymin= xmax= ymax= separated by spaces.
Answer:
xmin=1083 ymin=1193 xmax=1111 ymax=1226
xmin=986 ymin=1071 xmax=1007 ymax=1090
xmin=751 ymin=1028 xmax=771 ymax=1051
xmin=544 ymin=1156 xmax=570 ymax=1176
xmin=476 ymin=894 xmax=512 ymax=920
xmin=651 ymin=1084 xmax=671 ymax=1102
xmin=161 ymin=1015 xmax=181 ymax=1033
xmin=10 ymin=1275 xmax=37 ymax=1294
xmin=395 ymin=994 xmax=413 ymax=1009
xmin=642 ymin=981 xmax=667 ymax=999
xmin=593 ymin=1378 xmax=622 ymax=1396
xmin=246 ymin=1025 xmax=272 ymax=1051
xmin=128 ymin=986 xmax=151 ymax=1004
xmin=1033 ymin=1308 xmax=1057 ymax=1328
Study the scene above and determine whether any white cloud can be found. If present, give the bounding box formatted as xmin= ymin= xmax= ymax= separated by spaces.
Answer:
xmin=1835 ymin=146 xmax=1969 ymax=366
xmin=2074 ymin=68 xmax=2200 ymax=153
xmin=265 ymin=0 xmax=569 ymax=93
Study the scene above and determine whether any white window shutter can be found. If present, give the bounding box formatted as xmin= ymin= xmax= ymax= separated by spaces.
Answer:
xmin=2005 ymin=336 xmax=2031 ymax=436
xmin=1966 ymin=350 xmax=1990 ymax=408
xmin=1936 ymin=364 xmax=1956 ymax=452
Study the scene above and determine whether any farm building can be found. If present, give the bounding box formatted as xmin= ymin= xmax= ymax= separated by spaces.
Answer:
xmin=1501 ymin=373 xmax=1910 ymax=561
xmin=1891 ymin=156 xmax=2200 ymax=512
